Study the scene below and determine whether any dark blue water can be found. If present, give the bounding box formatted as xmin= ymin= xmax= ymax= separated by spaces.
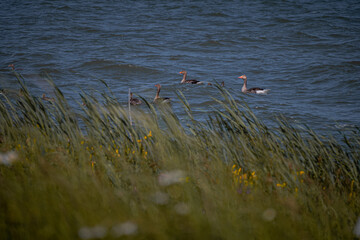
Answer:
xmin=1 ymin=1 xmax=360 ymax=134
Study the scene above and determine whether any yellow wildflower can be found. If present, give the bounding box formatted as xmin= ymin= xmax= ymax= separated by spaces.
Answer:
xmin=297 ymin=170 xmax=305 ymax=176
xmin=276 ymin=183 xmax=286 ymax=188
xmin=137 ymin=139 xmax=142 ymax=143
xmin=81 ymin=141 xmax=84 ymax=145
xmin=91 ymin=161 xmax=95 ymax=171
xmin=349 ymin=180 xmax=355 ymax=199
xmin=148 ymin=131 xmax=152 ymax=137
xmin=144 ymin=136 xmax=147 ymax=140
xmin=232 ymin=164 xmax=236 ymax=171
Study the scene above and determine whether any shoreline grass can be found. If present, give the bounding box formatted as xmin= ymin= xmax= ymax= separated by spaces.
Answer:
xmin=0 ymin=72 xmax=359 ymax=239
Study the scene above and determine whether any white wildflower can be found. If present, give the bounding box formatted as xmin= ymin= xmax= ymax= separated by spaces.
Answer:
xmin=262 ymin=208 xmax=277 ymax=222
xmin=152 ymin=191 xmax=169 ymax=205
xmin=78 ymin=226 xmax=107 ymax=239
xmin=174 ymin=202 xmax=190 ymax=215
xmin=158 ymin=170 xmax=185 ymax=186
xmin=0 ymin=151 xmax=18 ymax=166
xmin=354 ymin=217 xmax=360 ymax=237
xmin=111 ymin=221 xmax=138 ymax=237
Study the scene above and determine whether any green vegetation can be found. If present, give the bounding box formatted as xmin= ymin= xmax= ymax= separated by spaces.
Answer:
xmin=1 ymin=72 xmax=359 ymax=239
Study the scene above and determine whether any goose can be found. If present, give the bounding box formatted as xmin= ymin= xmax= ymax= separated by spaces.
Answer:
xmin=129 ymin=92 xmax=142 ymax=105
xmin=42 ymin=94 xmax=55 ymax=102
xmin=238 ymin=75 xmax=270 ymax=94
xmin=179 ymin=71 xmax=203 ymax=84
xmin=153 ymin=84 xmax=171 ymax=103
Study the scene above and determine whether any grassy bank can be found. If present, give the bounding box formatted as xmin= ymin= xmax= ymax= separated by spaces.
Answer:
xmin=0 ymin=72 xmax=359 ymax=239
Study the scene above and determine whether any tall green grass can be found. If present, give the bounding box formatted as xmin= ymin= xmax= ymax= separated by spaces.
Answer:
xmin=0 ymin=72 xmax=359 ymax=239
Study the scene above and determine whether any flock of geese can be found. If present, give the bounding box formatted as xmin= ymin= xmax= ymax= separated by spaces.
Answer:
xmin=3 ymin=65 xmax=268 ymax=104
xmin=36 ymin=71 xmax=270 ymax=104
xmin=129 ymin=71 xmax=270 ymax=105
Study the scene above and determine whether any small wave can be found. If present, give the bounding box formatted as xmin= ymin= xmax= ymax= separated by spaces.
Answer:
xmin=199 ymin=40 xmax=224 ymax=46
xmin=335 ymin=79 xmax=360 ymax=89
xmin=37 ymin=35 xmax=55 ymax=41
xmin=103 ymin=64 xmax=157 ymax=73
xmin=305 ymin=62 xmax=360 ymax=82
xmin=31 ymin=62 xmax=57 ymax=69
xmin=203 ymin=12 xmax=229 ymax=17
xmin=334 ymin=123 xmax=357 ymax=130
xmin=169 ymin=55 xmax=186 ymax=61
xmin=293 ymin=31 xmax=321 ymax=40
xmin=73 ymin=25 xmax=100 ymax=33
xmin=189 ymin=5 xmax=201 ymax=10
xmin=0 ymin=68 xmax=13 ymax=73
xmin=345 ymin=61 xmax=360 ymax=66
xmin=191 ymin=99 xmax=218 ymax=107
xmin=306 ymin=63 xmax=342 ymax=76
xmin=236 ymin=36 xmax=266 ymax=43
xmin=328 ymin=33 xmax=347 ymax=38
xmin=57 ymin=5 xmax=72 ymax=11
xmin=78 ymin=60 xmax=158 ymax=74
xmin=29 ymin=53 xmax=54 ymax=61
xmin=254 ymin=105 xmax=269 ymax=110
xmin=39 ymin=68 xmax=61 ymax=74
xmin=274 ymin=17 xmax=293 ymax=23
xmin=79 ymin=59 xmax=114 ymax=68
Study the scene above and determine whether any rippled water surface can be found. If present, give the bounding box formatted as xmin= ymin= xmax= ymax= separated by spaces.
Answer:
xmin=1 ymin=1 xmax=360 ymax=134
